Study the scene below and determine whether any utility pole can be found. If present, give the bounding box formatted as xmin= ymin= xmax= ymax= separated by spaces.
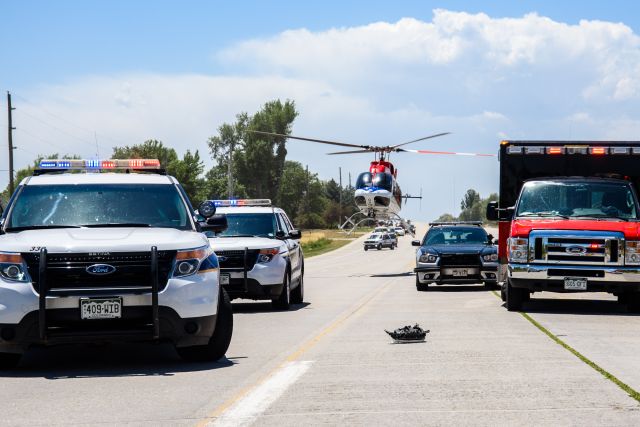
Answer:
xmin=338 ymin=167 xmax=342 ymax=225
xmin=7 ymin=92 xmax=16 ymax=194
xmin=227 ymin=143 xmax=234 ymax=198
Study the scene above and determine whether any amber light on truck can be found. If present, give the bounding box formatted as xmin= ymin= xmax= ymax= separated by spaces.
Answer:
xmin=508 ymin=238 xmax=528 ymax=263
xmin=625 ymin=241 xmax=640 ymax=265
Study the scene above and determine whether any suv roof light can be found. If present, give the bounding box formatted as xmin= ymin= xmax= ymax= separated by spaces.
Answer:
xmin=589 ymin=147 xmax=608 ymax=155
xmin=37 ymin=159 xmax=161 ymax=170
xmin=610 ymin=146 xmax=630 ymax=155
xmin=428 ymin=221 xmax=483 ymax=226
xmin=212 ymin=199 xmax=272 ymax=207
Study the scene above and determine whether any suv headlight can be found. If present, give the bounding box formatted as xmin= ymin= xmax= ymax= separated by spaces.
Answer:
xmin=508 ymin=238 xmax=528 ymax=263
xmin=173 ymin=246 xmax=213 ymax=278
xmin=257 ymin=248 xmax=280 ymax=263
xmin=483 ymin=253 xmax=499 ymax=262
xmin=0 ymin=252 xmax=30 ymax=282
xmin=626 ymin=241 xmax=640 ymax=265
xmin=419 ymin=252 xmax=438 ymax=263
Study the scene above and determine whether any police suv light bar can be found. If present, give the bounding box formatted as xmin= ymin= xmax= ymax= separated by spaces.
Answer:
xmin=37 ymin=159 xmax=161 ymax=170
xmin=211 ymin=199 xmax=272 ymax=207
xmin=429 ymin=221 xmax=483 ymax=226
xmin=505 ymin=144 xmax=640 ymax=156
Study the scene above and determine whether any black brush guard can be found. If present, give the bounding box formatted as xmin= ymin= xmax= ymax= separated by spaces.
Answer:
xmin=37 ymin=246 xmax=162 ymax=342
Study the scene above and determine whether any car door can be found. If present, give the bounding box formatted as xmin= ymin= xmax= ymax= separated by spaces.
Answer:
xmin=277 ymin=212 xmax=301 ymax=282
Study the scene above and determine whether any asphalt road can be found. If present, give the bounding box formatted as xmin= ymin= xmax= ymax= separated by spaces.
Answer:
xmin=2 ymin=226 xmax=640 ymax=426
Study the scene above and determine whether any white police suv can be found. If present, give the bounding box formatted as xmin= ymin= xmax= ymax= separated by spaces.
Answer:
xmin=206 ymin=199 xmax=304 ymax=310
xmin=0 ymin=159 xmax=232 ymax=368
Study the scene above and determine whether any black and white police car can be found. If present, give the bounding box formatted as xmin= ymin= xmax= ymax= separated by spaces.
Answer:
xmin=412 ymin=222 xmax=498 ymax=291
xmin=205 ymin=199 xmax=304 ymax=310
xmin=0 ymin=159 xmax=232 ymax=368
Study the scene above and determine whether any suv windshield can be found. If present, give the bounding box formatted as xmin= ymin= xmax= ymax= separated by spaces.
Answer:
xmin=218 ymin=213 xmax=277 ymax=238
xmin=424 ymin=227 xmax=488 ymax=245
xmin=5 ymin=184 xmax=191 ymax=230
xmin=516 ymin=180 xmax=638 ymax=220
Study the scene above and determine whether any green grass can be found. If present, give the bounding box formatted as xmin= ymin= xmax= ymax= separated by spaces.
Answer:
xmin=302 ymin=237 xmax=353 ymax=258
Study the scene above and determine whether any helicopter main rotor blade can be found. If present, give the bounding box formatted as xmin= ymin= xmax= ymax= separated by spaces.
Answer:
xmin=400 ymin=148 xmax=496 ymax=157
xmin=248 ymin=130 xmax=371 ymax=150
xmin=391 ymin=132 xmax=451 ymax=149
xmin=326 ymin=149 xmax=375 ymax=155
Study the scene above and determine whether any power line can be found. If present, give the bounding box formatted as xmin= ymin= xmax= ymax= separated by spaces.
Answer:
xmin=12 ymin=93 xmax=127 ymax=149
xmin=16 ymin=127 xmax=80 ymax=153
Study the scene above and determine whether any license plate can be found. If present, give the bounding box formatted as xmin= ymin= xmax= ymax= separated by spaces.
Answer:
xmin=80 ymin=298 xmax=122 ymax=320
xmin=452 ymin=269 xmax=468 ymax=277
xmin=564 ymin=277 xmax=587 ymax=290
xmin=220 ymin=273 xmax=230 ymax=285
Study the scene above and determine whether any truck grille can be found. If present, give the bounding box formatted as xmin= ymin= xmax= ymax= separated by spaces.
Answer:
xmin=529 ymin=231 xmax=623 ymax=266
xmin=22 ymin=251 xmax=176 ymax=294
xmin=216 ymin=249 xmax=260 ymax=270
xmin=439 ymin=253 xmax=480 ymax=267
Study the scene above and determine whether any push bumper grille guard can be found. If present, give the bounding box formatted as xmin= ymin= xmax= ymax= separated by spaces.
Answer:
xmin=218 ymin=247 xmax=251 ymax=293
xmin=37 ymin=246 xmax=161 ymax=341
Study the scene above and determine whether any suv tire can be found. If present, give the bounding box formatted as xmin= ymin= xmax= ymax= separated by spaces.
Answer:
xmin=291 ymin=268 xmax=304 ymax=304
xmin=177 ymin=288 xmax=234 ymax=362
xmin=377 ymin=244 xmax=382 ymax=250
xmin=505 ymin=279 xmax=525 ymax=311
xmin=272 ymin=272 xmax=291 ymax=310
xmin=415 ymin=275 xmax=429 ymax=291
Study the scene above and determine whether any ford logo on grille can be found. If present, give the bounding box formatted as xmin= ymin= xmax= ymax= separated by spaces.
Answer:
xmin=86 ymin=264 xmax=116 ymax=275
xmin=566 ymin=245 xmax=587 ymax=255
xmin=217 ymin=256 xmax=228 ymax=262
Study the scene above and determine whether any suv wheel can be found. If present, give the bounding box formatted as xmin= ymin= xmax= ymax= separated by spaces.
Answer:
xmin=415 ymin=274 xmax=429 ymax=291
xmin=0 ymin=353 xmax=21 ymax=370
xmin=272 ymin=272 xmax=291 ymax=310
xmin=291 ymin=268 xmax=304 ymax=304
xmin=505 ymin=279 xmax=525 ymax=311
xmin=177 ymin=288 xmax=234 ymax=362
xmin=390 ymin=244 xmax=395 ymax=250
xmin=377 ymin=244 xmax=382 ymax=250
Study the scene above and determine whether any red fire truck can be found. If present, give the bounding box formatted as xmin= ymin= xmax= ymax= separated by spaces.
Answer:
xmin=487 ymin=141 xmax=640 ymax=311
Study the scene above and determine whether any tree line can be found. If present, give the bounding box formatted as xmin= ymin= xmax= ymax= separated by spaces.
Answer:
xmin=435 ymin=189 xmax=498 ymax=223
xmin=0 ymin=99 xmax=357 ymax=228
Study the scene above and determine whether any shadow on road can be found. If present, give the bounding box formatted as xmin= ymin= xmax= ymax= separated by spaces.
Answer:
xmin=232 ymin=301 xmax=310 ymax=314
xmin=370 ymin=272 xmax=414 ymax=278
xmin=523 ymin=297 xmax=638 ymax=316
xmin=420 ymin=284 xmax=489 ymax=292
xmin=0 ymin=342 xmax=236 ymax=379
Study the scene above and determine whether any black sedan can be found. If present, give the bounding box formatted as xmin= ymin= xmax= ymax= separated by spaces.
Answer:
xmin=412 ymin=222 xmax=498 ymax=291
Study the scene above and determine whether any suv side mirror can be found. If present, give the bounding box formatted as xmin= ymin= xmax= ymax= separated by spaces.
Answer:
xmin=411 ymin=240 xmax=421 ymax=246
xmin=198 ymin=200 xmax=217 ymax=219
xmin=275 ymin=230 xmax=286 ymax=239
xmin=201 ymin=214 xmax=228 ymax=234
xmin=487 ymin=233 xmax=495 ymax=245
xmin=289 ymin=229 xmax=302 ymax=240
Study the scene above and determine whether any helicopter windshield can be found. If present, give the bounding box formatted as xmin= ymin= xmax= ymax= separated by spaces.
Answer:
xmin=355 ymin=172 xmax=372 ymax=189
xmin=356 ymin=172 xmax=393 ymax=192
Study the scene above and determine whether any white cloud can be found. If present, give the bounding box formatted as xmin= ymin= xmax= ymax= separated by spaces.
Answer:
xmin=4 ymin=9 xmax=640 ymax=221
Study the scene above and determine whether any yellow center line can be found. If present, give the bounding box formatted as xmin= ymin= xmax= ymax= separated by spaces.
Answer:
xmin=196 ymin=261 xmax=413 ymax=426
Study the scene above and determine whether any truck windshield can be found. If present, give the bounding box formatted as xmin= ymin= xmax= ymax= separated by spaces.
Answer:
xmin=5 ymin=184 xmax=192 ymax=231
xmin=516 ymin=180 xmax=638 ymax=220
xmin=217 ymin=213 xmax=277 ymax=238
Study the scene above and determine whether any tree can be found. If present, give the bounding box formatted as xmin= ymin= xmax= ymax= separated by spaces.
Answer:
xmin=277 ymin=161 xmax=307 ymax=219
xmin=435 ymin=213 xmax=457 ymax=222
xmin=461 ymin=189 xmax=481 ymax=211
xmin=112 ymin=140 xmax=205 ymax=205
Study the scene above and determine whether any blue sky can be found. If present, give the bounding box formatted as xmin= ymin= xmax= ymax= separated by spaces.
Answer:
xmin=3 ymin=1 xmax=640 ymax=220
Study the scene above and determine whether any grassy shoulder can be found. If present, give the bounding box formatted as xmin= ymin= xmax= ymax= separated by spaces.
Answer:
xmin=301 ymin=228 xmax=371 ymax=258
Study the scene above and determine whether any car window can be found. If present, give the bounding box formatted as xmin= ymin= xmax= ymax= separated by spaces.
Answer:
xmin=281 ymin=212 xmax=296 ymax=231
xmin=424 ymin=227 xmax=488 ymax=245
xmin=276 ymin=213 xmax=289 ymax=234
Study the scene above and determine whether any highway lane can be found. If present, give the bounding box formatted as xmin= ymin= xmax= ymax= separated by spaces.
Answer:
xmin=1 ymin=227 xmax=640 ymax=425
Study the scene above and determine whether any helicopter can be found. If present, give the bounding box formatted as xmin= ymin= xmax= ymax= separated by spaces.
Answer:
xmin=250 ymin=130 xmax=495 ymax=232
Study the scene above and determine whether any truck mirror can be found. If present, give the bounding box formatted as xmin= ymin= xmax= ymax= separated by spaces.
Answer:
xmin=411 ymin=240 xmax=421 ymax=246
xmin=201 ymin=214 xmax=228 ymax=234
xmin=486 ymin=201 xmax=499 ymax=221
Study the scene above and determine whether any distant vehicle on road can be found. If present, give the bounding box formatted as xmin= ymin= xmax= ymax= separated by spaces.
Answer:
xmin=394 ymin=226 xmax=406 ymax=236
xmin=412 ymin=222 xmax=497 ymax=291
xmin=364 ymin=233 xmax=396 ymax=251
